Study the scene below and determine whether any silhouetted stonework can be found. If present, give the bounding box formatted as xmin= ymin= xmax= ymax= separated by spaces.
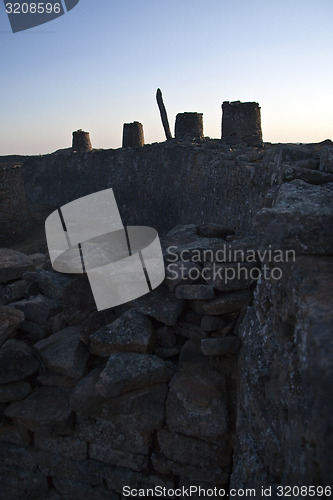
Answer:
xmin=175 ymin=112 xmax=203 ymax=140
xmin=222 ymin=101 xmax=263 ymax=147
xmin=122 ymin=122 xmax=144 ymax=148
xmin=72 ymin=130 xmax=92 ymax=152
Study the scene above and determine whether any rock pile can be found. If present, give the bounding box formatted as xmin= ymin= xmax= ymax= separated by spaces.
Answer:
xmin=0 ymin=226 xmax=256 ymax=499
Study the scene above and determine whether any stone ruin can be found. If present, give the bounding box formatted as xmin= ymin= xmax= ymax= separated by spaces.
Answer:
xmin=222 ymin=101 xmax=263 ymax=147
xmin=72 ymin=129 xmax=93 ymax=153
xmin=0 ymin=99 xmax=332 ymax=498
xmin=122 ymin=122 xmax=145 ymax=148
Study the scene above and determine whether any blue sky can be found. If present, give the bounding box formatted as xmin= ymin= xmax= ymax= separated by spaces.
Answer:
xmin=1 ymin=0 xmax=332 ymax=155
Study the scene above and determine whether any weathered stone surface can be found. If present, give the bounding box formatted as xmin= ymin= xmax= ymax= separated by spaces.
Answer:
xmin=157 ymin=428 xmax=231 ymax=468
xmin=231 ymin=257 xmax=333 ymax=489
xmin=0 ymin=464 xmax=48 ymax=500
xmin=71 ymin=369 xmax=168 ymax=430
xmin=151 ymin=452 xmax=230 ymax=485
xmin=11 ymin=294 xmax=61 ymax=325
xmin=203 ymin=261 xmax=259 ymax=291
xmin=104 ymin=466 xmax=174 ymax=494
xmin=36 ymin=269 xmax=74 ymax=299
xmin=37 ymin=370 xmax=77 ymax=388
xmin=132 ymin=285 xmax=185 ymax=326
xmin=153 ymin=346 xmax=181 ymax=359
xmin=90 ymin=310 xmax=155 ymax=357
xmin=191 ymin=289 xmax=252 ymax=315
xmin=0 ymin=381 xmax=31 ymax=402
xmin=2 ymin=279 xmax=37 ymax=304
xmin=96 ymin=352 xmax=175 ymax=397
xmin=5 ymin=386 xmax=74 ymax=435
xmin=53 ymin=477 xmax=112 ymax=500
xmin=156 ymin=325 xmax=177 ymax=347
xmin=0 ymin=339 xmax=40 ymax=384
xmin=35 ymin=326 xmax=88 ymax=380
xmin=174 ymin=322 xmax=208 ymax=340
xmin=80 ymin=309 xmax=119 ymax=345
xmin=200 ymin=315 xmax=226 ymax=332
xmin=28 ymin=252 xmax=46 ymax=267
xmin=76 ymin=416 xmax=152 ymax=455
xmin=34 ymin=433 xmax=87 ymax=461
xmin=175 ymin=284 xmax=215 ymax=300
xmin=89 ymin=442 xmax=148 ymax=472
xmin=17 ymin=320 xmax=45 ymax=342
xmin=0 ymin=248 xmax=35 ymax=283
xmin=37 ymin=450 xmax=104 ymax=485
xmin=0 ymin=441 xmax=37 ymax=470
xmin=197 ymin=224 xmax=235 ymax=239
xmin=166 ymin=346 xmax=228 ymax=442
xmin=0 ymin=305 xmax=25 ymax=346
xmin=201 ymin=337 xmax=241 ymax=356
xmin=0 ymin=425 xmax=31 ymax=446
xmin=255 ymin=180 xmax=333 ymax=254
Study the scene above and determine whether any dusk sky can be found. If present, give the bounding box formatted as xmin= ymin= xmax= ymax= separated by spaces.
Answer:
xmin=1 ymin=0 xmax=332 ymax=155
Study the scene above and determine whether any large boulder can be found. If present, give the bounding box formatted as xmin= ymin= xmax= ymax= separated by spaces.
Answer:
xmin=0 ymin=339 xmax=40 ymax=384
xmin=35 ymin=327 xmax=89 ymax=380
xmin=89 ymin=310 xmax=155 ymax=357
xmin=96 ymin=352 xmax=175 ymax=397
xmin=4 ymin=386 xmax=74 ymax=435
xmin=0 ymin=306 xmax=24 ymax=346
xmin=166 ymin=342 xmax=228 ymax=442
xmin=255 ymin=180 xmax=333 ymax=254
xmin=0 ymin=249 xmax=35 ymax=283
xmin=132 ymin=285 xmax=185 ymax=326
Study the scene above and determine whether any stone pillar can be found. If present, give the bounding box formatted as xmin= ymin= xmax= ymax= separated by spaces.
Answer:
xmin=175 ymin=112 xmax=204 ymax=141
xmin=221 ymin=101 xmax=263 ymax=147
xmin=72 ymin=129 xmax=92 ymax=152
xmin=122 ymin=122 xmax=144 ymax=148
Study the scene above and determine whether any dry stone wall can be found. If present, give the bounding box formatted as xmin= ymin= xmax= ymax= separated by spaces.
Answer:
xmin=0 ymin=138 xmax=332 ymax=498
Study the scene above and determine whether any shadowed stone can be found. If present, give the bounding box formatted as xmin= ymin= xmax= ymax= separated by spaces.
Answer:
xmin=11 ymin=294 xmax=61 ymax=325
xmin=70 ymin=368 xmax=168 ymax=430
xmin=197 ymin=224 xmax=235 ymax=239
xmin=0 ymin=249 xmax=35 ymax=283
xmin=157 ymin=428 xmax=231 ymax=468
xmin=35 ymin=326 xmax=89 ymax=380
xmin=166 ymin=344 xmax=228 ymax=442
xmin=0 ymin=340 xmax=40 ymax=384
xmin=201 ymin=337 xmax=241 ymax=356
xmin=90 ymin=310 xmax=155 ymax=357
xmin=0 ymin=381 xmax=31 ymax=402
xmin=4 ymin=386 xmax=74 ymax=435
xmin=0 ymin=306 xmax=24 ymax=346
xmin=96 ymin=353 xmax=175 ymax=397
xmin=36 ymin=270 xmax=74 ymax=300
xmin=255 ymin=180 xmax=333 ymax=255
xmin=34 ymin=433 xmax=87 ymax=461
xmin=0 ymin=425 xmax=31 ymax=446
xmin=201 ymin=315 xmax=226 ymax=332
xmin=89 ymin=442 xmax=148 ymax=472
xmin=133 ymin=285 xmax=185 ymax=326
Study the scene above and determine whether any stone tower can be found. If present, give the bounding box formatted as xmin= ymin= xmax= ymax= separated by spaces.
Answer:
xmin=72 ymin=129 xmax=92 ymax=152
xmin=222 ymin=101 xmax=262 ymax=147
xmin=175 ymin=112 xmax=203 ymax=141
xmin=122 ymin=122 xmax=145 ymax=148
